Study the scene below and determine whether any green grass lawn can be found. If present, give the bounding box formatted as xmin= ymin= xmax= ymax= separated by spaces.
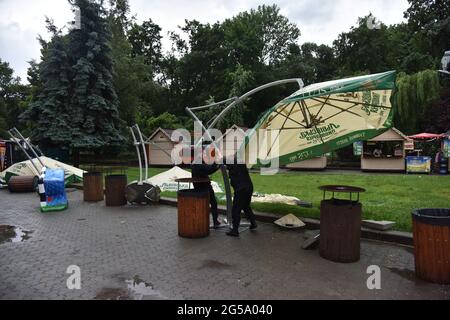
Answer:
xmin=125 ymin=167 xmax=450 ymax=232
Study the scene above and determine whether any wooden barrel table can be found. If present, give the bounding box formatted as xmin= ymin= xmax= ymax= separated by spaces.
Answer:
xmin=105 ymin=175 xmax=127 ymax=207
xmin=8 ymin=176 xmax=39 ymax=193
xmin=176 ymin=178 xmax=211 ymax=239
xmin=412 ymin=209 xmax=450 ymax=284
xmin=83 ymin=172 xmax=104 ymax=202
xmin=319 ymin=186 xmax=365 ymax=263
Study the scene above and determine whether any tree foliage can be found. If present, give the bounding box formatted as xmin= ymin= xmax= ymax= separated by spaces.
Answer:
xmin=140 ymin=111 xmax=184 ymax=134
xmin=422 ymin=86 xmax=450 ymax=133
xmin=1 ymin=0 xmax=448 ymax=157
xmin=20 ymin=0 xmax=125 ymax=151
xmin=394 ymin=70 xmax=441 ymax=133
xmin=0 ymin=59 xmax=29 ymax=137
xmin=128 ymin=19 xmax=163 ymax=75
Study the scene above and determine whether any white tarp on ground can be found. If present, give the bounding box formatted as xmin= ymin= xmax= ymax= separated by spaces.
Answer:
xmin=0 ymin=156 xmax=85 ymax=185
xmin=146 ymin=166 xmax=224 ymax=193
xmin=251 ymin=193 xmax=303 ymax=206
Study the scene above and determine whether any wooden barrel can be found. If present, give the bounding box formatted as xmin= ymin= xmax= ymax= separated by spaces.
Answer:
xmin=412 ymin=209 xmax=450 ymax=284
xmin=319 ymin=199 xmax=362 ymax=263
xmin=105 ymin=175 xmax=127 ymax=207
xmin=8 ymin=176 xmax=39 ymax=193
xmin=83 ymin=172 xmax=104 ymax=202
xmin=177 ymin=190 xmax=210 ymax=238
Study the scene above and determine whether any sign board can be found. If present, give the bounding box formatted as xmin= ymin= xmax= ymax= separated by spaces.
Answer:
xmin=353 ymin=141 xmax=363 ymax=156
xmin=0 ymin=141 xmax=6 ymax=172
xmin=443 ymin=139 xmax=450 ymax=158
xmin=404 ymin=140 xmax=415 ymax=151
xmin=406 ymin=156 xmax=431 ymax=174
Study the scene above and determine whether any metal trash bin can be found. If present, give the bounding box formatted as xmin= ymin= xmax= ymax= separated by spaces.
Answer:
xmin=319 ymin=186 xmax=365 ymax=263
xmin=412 ymin=208 xmax=450 ymax=284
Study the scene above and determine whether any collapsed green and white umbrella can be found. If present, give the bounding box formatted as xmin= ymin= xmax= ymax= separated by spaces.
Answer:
xmin=245 ymin=71 xmax=397 ymax=166
xmin=0 ymin=156 xmax=85 ymax=185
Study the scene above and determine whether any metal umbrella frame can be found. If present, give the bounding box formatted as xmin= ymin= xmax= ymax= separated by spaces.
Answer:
xmin=185 ymin=78 xmax=305 ymax=229
xmin=8 ymin=127 xmax=46 ymax=176
xmin=126 ymin=124 xmax=175 ymax=204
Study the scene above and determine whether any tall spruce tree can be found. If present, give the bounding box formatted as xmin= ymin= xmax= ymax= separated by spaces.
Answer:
xmin=67 ymin=0 xmax=124 ymax=150
xmin=21 ymin=22 xmax=72 ymax=147
xmin=21 ymin=0 xmax=124 ymax=160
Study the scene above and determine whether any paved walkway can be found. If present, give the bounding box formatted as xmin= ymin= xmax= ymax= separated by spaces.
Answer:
xmin=0 ymin=189 xmax=449 ymax=300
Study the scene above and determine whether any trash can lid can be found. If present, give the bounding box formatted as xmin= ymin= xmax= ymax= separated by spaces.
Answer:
xmin=175 ymin=178 xmax=211 ymax=183
xmin=412 ymin=209 xmax=450 ymax=226
xmin=319 ymin=185 xmax=366 ymax=193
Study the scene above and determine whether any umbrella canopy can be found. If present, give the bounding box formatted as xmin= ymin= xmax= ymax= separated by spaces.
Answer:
xmin=0 ymin=156 xmax=85 ymax=185
xmin=245 ymin=71 xmax=397 ymax=166
xmin=408 ymin=133 xmax=445 ymax=140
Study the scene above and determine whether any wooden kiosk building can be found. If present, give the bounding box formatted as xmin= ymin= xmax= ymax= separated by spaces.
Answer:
xmin=361 ymin=128 xmax=412 ymax=172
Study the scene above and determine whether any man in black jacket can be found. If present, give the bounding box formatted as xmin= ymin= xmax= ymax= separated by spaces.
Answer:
xmin=192 ymin=162 xmax=221 ymax=228
xmin=226 ymin=161 xmax=257 ymax=237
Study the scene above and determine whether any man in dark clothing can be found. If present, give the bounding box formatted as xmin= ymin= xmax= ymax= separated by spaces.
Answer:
xmin=192 ymin=163 xmax=221 ymax=227
xmin=226 ymin=162 xmax=257 ymax=237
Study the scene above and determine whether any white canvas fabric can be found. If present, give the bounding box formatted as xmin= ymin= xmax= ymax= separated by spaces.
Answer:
xmin=252 ymin=193 xmax=303 ymax=206
xmin=274 ymin=214 xmax=306 ymax=229
xmin=0 ymin=156 xmax=84 ymax=184
xmin=146 ymin=166 xmax=224 ymax=193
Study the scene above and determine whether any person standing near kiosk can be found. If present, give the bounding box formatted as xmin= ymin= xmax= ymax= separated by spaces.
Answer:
xmin=226 ymin=158 xmax=257 ymax=237
xmin=192 ymin=162 xmax=221 ymax=228
xmin=191 ymin=144 xmax=223 ymax=228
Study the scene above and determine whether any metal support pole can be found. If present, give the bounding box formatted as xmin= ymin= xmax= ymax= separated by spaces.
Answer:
xmin=134 ymin=125 xmax=149 ymax=181
xmin=10 ymin=128 xmax=45 ymax=168
xmin=129 ymin=127 xmax=143 ymax=184
xmin=208 ymin=79 xmax=304 ymax=130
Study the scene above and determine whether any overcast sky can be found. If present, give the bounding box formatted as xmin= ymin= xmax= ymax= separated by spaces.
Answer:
xmin=0 ymin=0 xmax=410 ymax=82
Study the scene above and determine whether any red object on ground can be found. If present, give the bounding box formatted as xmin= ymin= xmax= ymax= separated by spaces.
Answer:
xmin=408 ymin=133 xmax=445 ymax=140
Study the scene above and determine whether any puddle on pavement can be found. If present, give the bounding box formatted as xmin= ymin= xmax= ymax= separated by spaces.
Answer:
xmin=199 ymin=259 xmax=233 ymax=270
xmin=95 ymin=275 xmax=163 ymax=300
xmin=0 ymin=225 xmax=32 ymax=244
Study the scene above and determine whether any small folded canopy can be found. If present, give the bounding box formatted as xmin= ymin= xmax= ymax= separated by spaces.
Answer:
xmin=274 ymin=214 xmax=306 ymax=229
xmin=0 ymin=156 xmax=84 ymax=185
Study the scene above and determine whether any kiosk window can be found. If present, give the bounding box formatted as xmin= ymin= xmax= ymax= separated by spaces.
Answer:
xmin=363 ymin=141 xmax=403 ymax=158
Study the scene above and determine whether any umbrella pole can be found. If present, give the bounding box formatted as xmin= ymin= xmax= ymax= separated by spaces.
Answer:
xmin=10 ymin=128 xmax=46 ymax=169
xmin=135 ymin=125 xmax=149 ymax=181
xmin=129 ymin=126 xmax=143 ymax=184
xmin=7 ymin=130 xmax=40 ymax=176
xmin=185 ymin=107 xmax=234 ymax=228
